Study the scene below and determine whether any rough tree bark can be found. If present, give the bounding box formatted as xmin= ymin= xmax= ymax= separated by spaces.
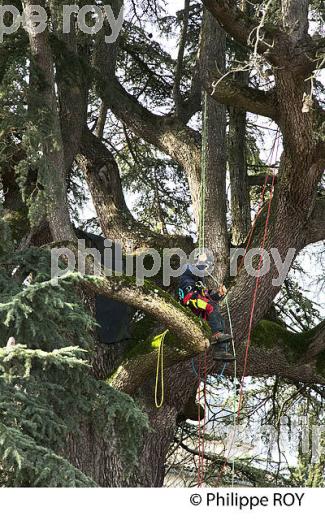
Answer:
xmin=199 ymin=10 xmax=229 ymax=283
xmin=53 ymin=12 xmax=89 ymax=175
xmin=173 ymin=0 xmax=191 ymax=117
xmin=24 ymin=0 xmax=75 ymax=242
xmin=229 ymin=100 xmax=251 ymax=245
xmin=228 ymin=3 xmax=252 ymax=246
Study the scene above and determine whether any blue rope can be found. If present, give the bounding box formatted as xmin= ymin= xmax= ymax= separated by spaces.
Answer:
xmin=219 ymin=363 xmax=227 ymax=378
xmin=191 ymin=358 xmax=198 ymax=377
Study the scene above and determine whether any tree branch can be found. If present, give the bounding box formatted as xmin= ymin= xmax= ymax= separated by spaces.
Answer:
xmin=79 ymin=274 xmax=209 ymax=353
xmin=91 ymin=24 xmax=203 ymax=226
xmin=79 ymin=127 xmax=193 ymax=251
xmin=79 ymin=127 xmax=139 ymax=243
xmin=70 ymin=272 xmax=210 ymax=394
xmin=177 ymin=440 xmax=290 ymax=485
xmin=240 ymin=320 xmax=325 ymax=386
xmin=201 ymin=0 xmax=281 ymax=62
xmin=204 ymin=70 xmax=278 ymax=120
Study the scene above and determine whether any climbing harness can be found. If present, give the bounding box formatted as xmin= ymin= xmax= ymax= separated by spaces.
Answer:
xmin=179 ymin=284 xmax=215 ymax=321
xmin=154 ymin=329 xmax=169 ymax=409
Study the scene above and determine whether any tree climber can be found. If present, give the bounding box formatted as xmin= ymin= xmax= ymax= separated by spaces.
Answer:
xmin=178 ymin=259 xmax=235 ymax=362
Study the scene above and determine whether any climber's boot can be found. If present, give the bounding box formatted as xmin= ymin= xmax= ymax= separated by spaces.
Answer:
xmin=210 ymin=332 xmax=235 ymax=362
xmin=212 ymin=347 xmax=236 ymax=362
xmin=210 ymin=332 xmax=233 ymax=345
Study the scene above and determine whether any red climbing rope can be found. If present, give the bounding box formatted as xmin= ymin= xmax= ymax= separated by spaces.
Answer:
xmin=238 ymin=134 xmax=280 ymax=413
xmin=197 ymin=355 xmax=203 ymax=486
xmin=214 ymin=133 xmax=280 ymax=486
xmin=237 ymin=171 xmax=276 ymax=414
xmin=197 ymin=350 xmax=209 ymax=487
xmin=202 ymin=351 xmax=208 ymax=482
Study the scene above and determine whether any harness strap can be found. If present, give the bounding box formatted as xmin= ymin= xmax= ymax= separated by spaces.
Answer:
xmin=181 ymin=291 xmax=214 ymax=319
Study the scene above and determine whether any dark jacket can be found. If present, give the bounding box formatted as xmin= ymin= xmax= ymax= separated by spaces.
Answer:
xmin=179 ymin=264 xmax=222 ymax=302
xmin=179 ymin=264 xmax=206 ymax=293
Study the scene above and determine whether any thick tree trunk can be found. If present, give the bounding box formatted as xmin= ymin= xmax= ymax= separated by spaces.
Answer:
xmin=229 ymin=103 xmax=251 ymax=245
xmin=228 ymin=2 xmax=251 ymax=247
xmin=281 ymin=0 xmax=309 ymax=42
xmin=200 ymin=10 xmax=229 ymax=283
xmin=25 ymin=0 xmax=75 ymax=242
xmin=65 ymin=397 xmax=179 ymax=487
xmin=53 ymin=19 xmax=88 ymax=174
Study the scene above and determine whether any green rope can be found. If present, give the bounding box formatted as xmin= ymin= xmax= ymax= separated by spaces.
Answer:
xmin=225 ymin=295 xmax=238 ymax=487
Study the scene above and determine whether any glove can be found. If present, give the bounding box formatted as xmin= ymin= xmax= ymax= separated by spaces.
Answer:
xmin=218 ymin=285 xmax=228 ymax=297
xmin=210 ymin=286 xmax=228 ymax=301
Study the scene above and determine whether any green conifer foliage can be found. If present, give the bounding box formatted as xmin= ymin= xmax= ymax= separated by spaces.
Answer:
xmin=0 ymin=205 xmax=148 ymax=487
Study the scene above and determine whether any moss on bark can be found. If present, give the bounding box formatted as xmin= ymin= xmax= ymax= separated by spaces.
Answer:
xmin=252 ymin=319 xmax=319 ymax=363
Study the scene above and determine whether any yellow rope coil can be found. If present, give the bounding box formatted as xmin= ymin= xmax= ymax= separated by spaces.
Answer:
xmin=153 ymin=329 xmax=169 ymax=409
